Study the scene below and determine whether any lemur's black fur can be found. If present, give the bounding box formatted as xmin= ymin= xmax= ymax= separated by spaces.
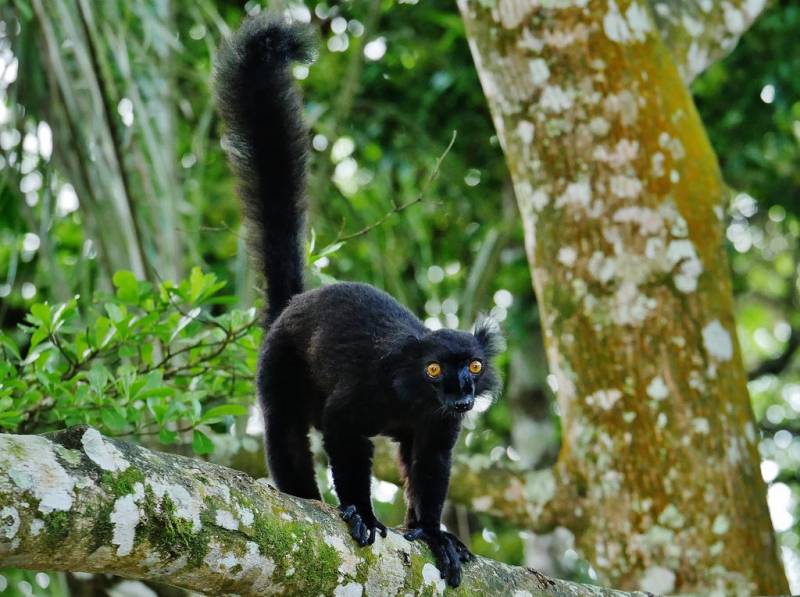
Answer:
xmin=215 ymin=15 xmax=502 ymax=587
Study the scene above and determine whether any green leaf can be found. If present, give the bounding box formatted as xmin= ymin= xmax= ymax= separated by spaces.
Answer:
xmin=29 ymin=326 xmax=49 ymax=349
xmin=159 ymin=428 xmax=178 ymax=445
xmin=311 ymin=241 xmax=344 ymax=263
xmin=105 ymin=303 xmax=126 ymax=323
xmin=200 ymin=403 xmax=248 ymax=423
xmin=95 ymin=317 xmax=115 ymax=348
xmin=0 ymin=334 xmax=21 ymax=360
xmin=170 ymin=307 xmax=201 ymax=342
xmin=87 ymin=365 xmax=110 ymax=394
xmin=101 ymin=407 xmax=128 ymax=432
xmin=192 ymin=429 xmax=214 ymax=455
xmin=29 ymin=302 xmax=52 ymax=327
xmin=113 ymin=270 xmax=140 ymax=303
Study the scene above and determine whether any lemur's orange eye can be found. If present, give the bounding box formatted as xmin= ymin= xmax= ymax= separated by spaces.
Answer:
xmin=425 ymin=363 xmax=442 ymax=378
xmin=469 ymin=360 xmax=483 ymax=374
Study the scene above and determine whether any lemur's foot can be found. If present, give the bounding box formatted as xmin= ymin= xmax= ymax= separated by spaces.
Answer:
xmin=339 ymin=504 xmax=387 ymax=546
xmin=404 ymin=527 xmax=474 ymax=587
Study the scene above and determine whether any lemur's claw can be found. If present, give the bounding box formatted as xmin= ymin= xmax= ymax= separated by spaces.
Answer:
xmin=339 ymin=505 xmax=385 ymax=547
xmin=403 ymin=527 xmax=473 ymax=587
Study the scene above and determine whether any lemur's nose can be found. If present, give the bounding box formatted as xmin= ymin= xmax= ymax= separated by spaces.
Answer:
xmin=458 ymin=367 xmax=475 ymax=395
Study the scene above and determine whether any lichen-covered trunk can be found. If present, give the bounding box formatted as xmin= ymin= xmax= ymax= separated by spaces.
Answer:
xmin=457 ymin=0 xmax=787 ymax=594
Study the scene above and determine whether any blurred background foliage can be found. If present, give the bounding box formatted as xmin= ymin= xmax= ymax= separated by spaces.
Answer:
xmin=0 ymin=0 xmax=798 ymax=594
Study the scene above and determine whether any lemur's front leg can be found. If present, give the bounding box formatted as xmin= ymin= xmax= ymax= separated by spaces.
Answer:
xmin=323 ymin=404 xmax=386 ymax=546
xmin=402 ymin=425 xmax=474 ymax=587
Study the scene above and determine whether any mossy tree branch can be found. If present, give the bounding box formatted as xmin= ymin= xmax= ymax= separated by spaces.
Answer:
xmin=1 ymin=428 xmax=641 ymax=596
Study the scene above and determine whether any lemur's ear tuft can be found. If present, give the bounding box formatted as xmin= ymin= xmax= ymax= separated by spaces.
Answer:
xmin=472 ymin=315 xmax=505 ymax=358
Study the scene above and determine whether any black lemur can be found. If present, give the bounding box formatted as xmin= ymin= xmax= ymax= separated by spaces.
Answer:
xmin=214 ymin=15 xmax=502 ymax=587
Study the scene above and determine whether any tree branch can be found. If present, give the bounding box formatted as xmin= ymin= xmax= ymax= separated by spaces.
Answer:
xmin=748 ymin=327 xmax=800 ymax=380
xmin=0 ymin=428 xmax=627 ymax=596
xmin=372 ymin=439 xmax=583 ymax=535
xmin=648 ymin=0 xmax=770 ymax=84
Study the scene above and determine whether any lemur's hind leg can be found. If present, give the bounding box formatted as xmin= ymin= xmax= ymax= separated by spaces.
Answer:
xmin=258 ymin=336 xmax=321 ymax=500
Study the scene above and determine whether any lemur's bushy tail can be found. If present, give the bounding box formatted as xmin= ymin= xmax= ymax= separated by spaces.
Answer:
xmin=214 ymin=16 xmax=314 ymax=323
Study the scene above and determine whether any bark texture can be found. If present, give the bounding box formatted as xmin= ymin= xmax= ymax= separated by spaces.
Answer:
xmin=456 ymin=0 xmax=787 ymax=594
xmin=0 ymin=428 xmax=648 ymax=597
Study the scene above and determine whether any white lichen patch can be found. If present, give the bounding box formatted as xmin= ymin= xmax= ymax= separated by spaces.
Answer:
xmin=586 ymin=389 xmax=622 ymax=410
xmin=646 ymin=376 xmax=669 ymax=401
xmin=595 ymin=139 xmax=639 ymax=169
xmin=0 ymin=435 xmax=76 ymax=513
xmin=693 ymin=417 xmax=710 ymax=434
xmin=702 ymin=320 xmax=733 ymax=361
xmin=589 ymin=116 xmax=610 ymax=137
xmin=712 ymin=514 xmax=730 ymax=535
xmin=148 ymin=479 xmax=202 ymax=532
xmin=215 ymin=509 xmax=238 ymax=531
xmin=555 ymin=181 xmax=591 ymax=209
xmin=639 ymin=565 xmax=676 ymax=594
xmin=609 ymin=175 xmax=642 ymax=200
xmin=324 ymin=534 xmax=360 ymax=577
xmin=334 ymin=583 xmax=363 ymax=597
xmin=204 ymin=541 xmax=277 ymax=594
xmin=421 ymin=562 xmax=446 ymax=595
xmin=603 ymin=0 xmax=651 ymax=44
xmin=539 ymin=85 xmax=574 ymax=113
xmin=365 ymin=532 xmax=407 ymax=596
xmin=237 ymin=505 xmax=255 ymax=527
xmin=587 ymin=251 xmax=616 ymax=283
xmin=111 ymin=483 xmax=144 ymax=556
xmin=658 ymin=504 xmax=685 ymax=529
xmin=0 ymin=507 xmax=20 ymax=540
xmin=206 ymin=483 xmax=231 ymax=503
xmin=29 ymin=519 xmax=44 ymax=536
xmin=613 ymin=206 xmax=661 ymax=235
xmin=667 ymin=239 xmax=704 ymax=293
xmin=516 ymin=120 xmax=535 ymax=145
xmin=81 ymin=428 xmax=129 ymax=472
xmin=557 ymin=246 xmax=577 ymax=267
xmin=723 ymin=2 xmax=745 ymax=32
xmin=528 ymin=59 xmax=550 ymax=86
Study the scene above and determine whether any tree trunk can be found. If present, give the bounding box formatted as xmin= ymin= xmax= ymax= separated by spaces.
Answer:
xmin=0 ymin=428 xmax=645 ymax=596
xmin=456 ymin=0 xmax=787 ymax=594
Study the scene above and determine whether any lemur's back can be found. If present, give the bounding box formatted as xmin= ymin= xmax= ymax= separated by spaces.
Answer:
xmin=269 ymin=282 xmax=426 ymax=393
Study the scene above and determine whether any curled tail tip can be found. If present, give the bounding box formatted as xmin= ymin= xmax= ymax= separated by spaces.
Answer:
xmin=216 ymin=14 xmax=316 ymax=76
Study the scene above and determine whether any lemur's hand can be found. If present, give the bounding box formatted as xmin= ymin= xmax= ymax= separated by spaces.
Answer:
xmin=339 ymin=504 xmax=387 ymax=546
xmin=404 ymin=527 xmax=474 ymax=587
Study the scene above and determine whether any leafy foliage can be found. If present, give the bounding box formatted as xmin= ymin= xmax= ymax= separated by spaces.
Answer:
xmin=0 ymin=267 xmax=259 ymax=452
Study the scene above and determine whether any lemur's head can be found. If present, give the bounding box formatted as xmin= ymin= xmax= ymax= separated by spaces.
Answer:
xmin=388 ymin=317 xmax=504 ymax=417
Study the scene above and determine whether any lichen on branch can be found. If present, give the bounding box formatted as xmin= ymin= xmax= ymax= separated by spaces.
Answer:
xmin=1 ymin=428 xmax=637 ymax=596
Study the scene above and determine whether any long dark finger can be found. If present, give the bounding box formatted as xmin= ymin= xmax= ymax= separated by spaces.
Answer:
xmin=434 ymin=544 xmax=453 ymax=584
xmin=368 ymin=526 xmax=377 ymax=545
xmin=404 ymin=528 xmax=424 ymax=541
xmin=377 ymin=522 xmax=388 ymax=537
xmin=448 ymin=560 xmax=462 ymax=587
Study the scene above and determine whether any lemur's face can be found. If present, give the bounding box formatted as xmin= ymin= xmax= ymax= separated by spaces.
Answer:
xmin=389 ymin=321 xmax=503 ymax=418
xmin=421 ymin=346 xmax=484 ymax=415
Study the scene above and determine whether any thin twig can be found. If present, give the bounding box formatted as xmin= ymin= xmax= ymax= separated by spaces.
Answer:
xmin=333 ymin=130 xmax=457 ymax=245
